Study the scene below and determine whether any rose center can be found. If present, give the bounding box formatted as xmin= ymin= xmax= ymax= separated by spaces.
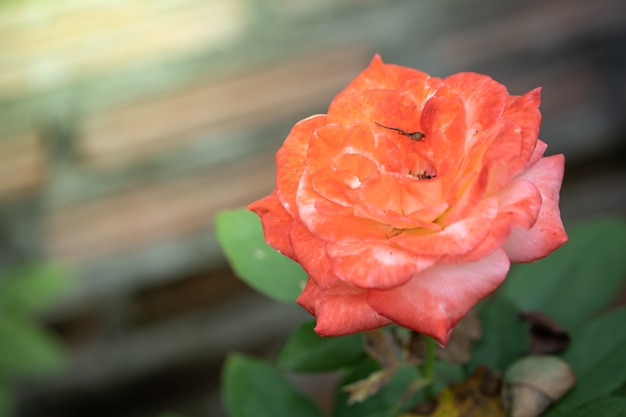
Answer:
xmin=408 ymin=169 xmax=436 ymax=180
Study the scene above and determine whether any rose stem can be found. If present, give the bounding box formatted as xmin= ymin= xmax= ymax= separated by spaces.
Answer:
xmin=422 ymin=335 xmax=437 ymax=397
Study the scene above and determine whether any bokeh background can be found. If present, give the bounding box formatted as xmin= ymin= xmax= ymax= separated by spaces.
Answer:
xmin=1 ymin=0 xmax=625 ymax=416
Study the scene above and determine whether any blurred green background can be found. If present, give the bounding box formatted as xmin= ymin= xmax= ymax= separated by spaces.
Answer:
xmin=0 ymin=0 xmax=625 ymax=416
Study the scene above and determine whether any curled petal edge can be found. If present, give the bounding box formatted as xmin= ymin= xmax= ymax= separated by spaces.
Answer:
xmin=297 ymin=279 xmax=393 ymax=336
xmin=503 ymin=154 xmax=568 ymax=263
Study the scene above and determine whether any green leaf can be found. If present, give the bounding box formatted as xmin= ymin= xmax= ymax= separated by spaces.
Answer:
xmin=0 ymin=316 xmax=66 ymax=377
xmin=566 ymin=397 xmax=626 ymax=417
xmin=433 ymin=361 xmax=465 ymax=392
xmin=278 ymin=322 xmax=366 ymax=372
xmin=501 ymin=217 xmax=626 ymax=330
xmin=544 ymin=307 xmax=626 ymax=417
xmin=564 ymin=307 xmax=626 ymax=375
xmin=0 ymin=384 xmax=13 ymax=417
xmin=0 ymin=264 xmax=71 ymax=316
xmin=222 ymin=353 xmax=323 ymax=417
xmin=215 ymin=209 xmax=307 ymax=303
xmin=468 ymin=296 xmax=530 ymax=373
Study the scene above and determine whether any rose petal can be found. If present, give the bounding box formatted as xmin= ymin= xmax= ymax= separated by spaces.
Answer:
xmin=481 ymin=119 xmax=534 ymax=194
xmin=354 ymin=171 xmax=445 ymax=230
xmin=328 ymin=89 xmax=423 ymax=133
xmin=297 ymin=169 xmax=390 ymax=242
xmin=503 ymin=87 xmax=542 ymax=168
xmin=326 ymin=241 xmax=439 ymax=289
xmin=248 ymin=192 xmax=296 ymax=259
xmin=311 ymin=152 xmax=378 ymax=209
xmin=306 ymin=123 xmax=403 ymax=176
xmin=496 ymin=178 xmax=543 ymax=229
xmin=297 ymin=279 xmax=392 ymax=336
xmin=444 ymin=167 xmax=490 ymax=225
xmin=420 ymin=94 xmax=467 ymax=183
xmin=441 ymin=174 xmax=543 ymax=264
xmin=504 ymin=88 xmax=541 ymax=134
xmin=503 ymin=154 xmax=567 ymax=262
xmin=367 ymin=248 xmax=511 ymax=345
xmin=443 ymin=72 xmax=508 ymax=133
xmin=403 ymin=76 xmax=444 ymax=112
xmin=276 ymin=114 xmax=327 ymax=218
xmin=528 ymin=139 xmax=548 ymax=166
xmin=391 ymin=197 xmax=498 ymax=257
xmin=285 ymin=221 xmax=337 ymax=289
xmin=451 ymin=120 xmax=523 ymax=207
xmin=441 ymin=216 xmax=511 ymax=264
xmin=402 ymin=179 xmax=448 ymax=220
xmin=481 ymin=120 xmax=525 ymax=170
xmin=339 ymin=54 xmax=430 ymax=94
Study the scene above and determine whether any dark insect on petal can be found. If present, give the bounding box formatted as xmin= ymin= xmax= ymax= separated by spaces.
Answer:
xmin=375 ymin=122 xmax=425 ymax=141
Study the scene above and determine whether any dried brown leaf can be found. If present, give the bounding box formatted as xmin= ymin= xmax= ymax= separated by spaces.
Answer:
xmin=364 ymin=328 xmax=400 ymax=367
xmin=407 ymin=367 xmax=505 ymax=417
xmin=342 ymin=368 xmax=394 ymax=404
xmin=519 ymin=311 xmax=571 ymax=354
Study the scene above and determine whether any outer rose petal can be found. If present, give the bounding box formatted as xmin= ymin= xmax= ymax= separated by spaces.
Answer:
xmin=338 ymin=54 xmax=430 ymax=95
xmin=326 ymin=241 xmax=438 ymax=289
xmin=297 ymin=279 xmax=392 ymax=336
xmin=289 ymin=222 xmax=338 ymax=289
xmin=528 ymin=139 xmax=548 ymax=166
xmin=502 ymin=88 xmax=542 ymax=168
xmin=441 ymin=216 xmax=511 ymax=265
xmin=496 ymin=177 xmax=543 ymax=229
xmin=443 ymin=72 xmax=507 ymax=133
xmin=367 ymin=249 xmax=511 ymax=345
xmin=248 ymin=192 xmax=296 ymax=260
xmin=503 ymin=154 xmax=568 ymax=262
xmin=276 ymin=114 xmax=327 ymax=218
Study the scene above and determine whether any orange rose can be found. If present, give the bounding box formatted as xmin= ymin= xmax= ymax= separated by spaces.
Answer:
xmin=249 ymin=55 xmax=567 ymax=345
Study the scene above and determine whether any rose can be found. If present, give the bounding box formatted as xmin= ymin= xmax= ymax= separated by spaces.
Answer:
xmin=249 ymin=55 xmax=567 ymax=345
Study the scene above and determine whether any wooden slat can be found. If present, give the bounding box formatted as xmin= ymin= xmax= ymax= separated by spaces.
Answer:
xmin=76 ymin=46 xmax=370 ymax=169
xmin=434 ymin=0 xmax=625 ymax=68
xmin=0 ymin=0 xmax=246 ymax=97
xmin=43 ymin=154 xmax=275 ymax=263
xmin=0 ymin=132 xmax=45 ymax=199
